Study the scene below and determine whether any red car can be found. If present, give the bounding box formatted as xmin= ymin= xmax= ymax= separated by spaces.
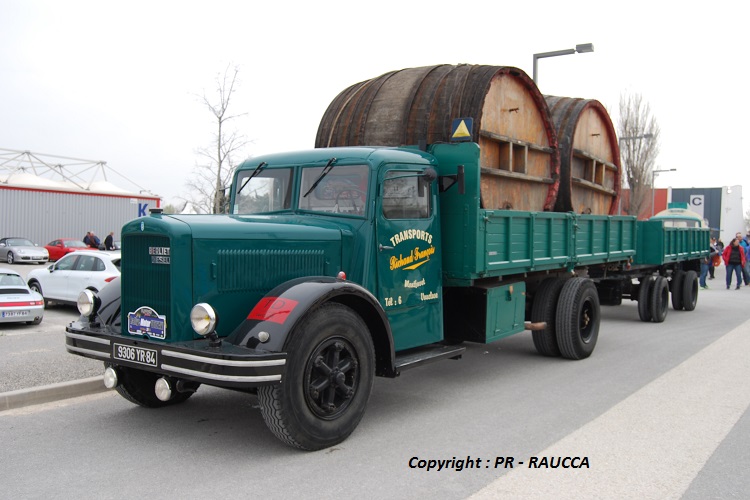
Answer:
xmin=44 ymin=238 xmax=90 ymax=261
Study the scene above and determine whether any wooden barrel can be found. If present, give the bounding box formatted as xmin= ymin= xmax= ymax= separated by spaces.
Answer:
xmin=316 ymin=65 xmax=561 ymax=212
xmin=545 ymin=96 xmax=621 ymax=215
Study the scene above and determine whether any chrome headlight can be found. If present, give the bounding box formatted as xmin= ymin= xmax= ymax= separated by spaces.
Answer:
xmin=77 ymin=289 xmax=98 ymax=317
xmin=190 ymin=303 xmax=217 ymax=336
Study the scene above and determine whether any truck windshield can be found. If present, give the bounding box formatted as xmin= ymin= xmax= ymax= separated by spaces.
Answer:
xmin=298 ymin=164 xmax=369 ymax=216
xmin=232 ymin=167 xmax=293 ymax=214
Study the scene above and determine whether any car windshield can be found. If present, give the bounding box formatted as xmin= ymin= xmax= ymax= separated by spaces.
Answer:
xmin=232 ymin=167 xmax=293 ymax=214
xmin=299 ymin=164 xmax=369 ymax=216
xmin=0 ymin=273 xmax=25 ymax=286
xmin=7 ymin=239 xmax=34 ymax=247
xmin=65 ymin=240 xmax=88 ymax=248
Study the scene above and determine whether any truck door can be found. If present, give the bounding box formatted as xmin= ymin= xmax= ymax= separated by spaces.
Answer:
xmin=376 ymin=167 xmax=443 ymax=351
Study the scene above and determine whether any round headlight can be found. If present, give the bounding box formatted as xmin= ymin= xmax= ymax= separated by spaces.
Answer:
xmin=77 ymin=289 xmax=97 ymax=317
xmin=190 ymin=303 xmax=217 ymax=336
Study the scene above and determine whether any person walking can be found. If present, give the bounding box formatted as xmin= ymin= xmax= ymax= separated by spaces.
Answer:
xmin=104 ymin=231 xmax=116 ymax=251
xmin=708 ymin=238 xmax=724 ymax=280
xmin=700 ymin=240 xmax=718 ymax=289
xmin=723 ymin=237 xmax=746 ymax=290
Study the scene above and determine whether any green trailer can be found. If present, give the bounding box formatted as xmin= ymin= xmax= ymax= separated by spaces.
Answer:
xmin=64 ymin=140 xmax=708 ymax=450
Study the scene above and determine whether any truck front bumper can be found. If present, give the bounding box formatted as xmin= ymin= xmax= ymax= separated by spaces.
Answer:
xmin=66 ymin=320 xmax=286 ymax=389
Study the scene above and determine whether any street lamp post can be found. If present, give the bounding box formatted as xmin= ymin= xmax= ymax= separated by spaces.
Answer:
xmin=651 ymin=168 xmax=677 ymax=217
xmin=617 ymin=134 xmax=654 ymax=215
xmin=532 ymin=43 xmax=594 ymax=84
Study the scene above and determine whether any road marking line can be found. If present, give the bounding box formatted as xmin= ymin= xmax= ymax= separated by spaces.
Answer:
xmin=470 ymin=319 xmax=750 ymax=499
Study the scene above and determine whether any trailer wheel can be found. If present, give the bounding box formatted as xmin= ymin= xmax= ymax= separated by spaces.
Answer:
xmin=671 ymin=270 xmax=685 ymax=310
xmin=530 ymin=278 xmax=567 ymax=356
xmin=106 ymin=363 xmax=195 ymax=408
xmin=637 ymin=277 xmax=653 ymax=322
xmin=555 ymin=278 xmax=600 ymax=360
xmin=682 ymin=270 xmax=699 ymax=311
xmin=649 ymin=276 xmax=669 ymax=323
xmin=257 ymin=302 xmax=374 ymax=450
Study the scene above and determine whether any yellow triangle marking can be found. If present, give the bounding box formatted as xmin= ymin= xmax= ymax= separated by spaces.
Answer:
xmin=453 ymin=120 xmax=471 ymax=138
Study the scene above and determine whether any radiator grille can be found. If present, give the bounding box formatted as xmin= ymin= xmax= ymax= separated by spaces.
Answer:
xmin=217 ymin=248 xmax=326 ymax=292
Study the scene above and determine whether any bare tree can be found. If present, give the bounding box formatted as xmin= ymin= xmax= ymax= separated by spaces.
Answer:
xmin=185 ymin=65 xmax=248 ymax=214
xmin=617 ymin=93 xmax=660 ymax=217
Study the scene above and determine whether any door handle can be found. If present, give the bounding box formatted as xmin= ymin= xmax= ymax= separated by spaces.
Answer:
xmin=379 ymin=243 xmax=394 ymax=251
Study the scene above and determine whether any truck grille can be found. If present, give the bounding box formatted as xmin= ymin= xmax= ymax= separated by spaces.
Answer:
xmin=217 ymin=249 xmax=326 ymax=292
xmin=121 ymin=234 xmax=171 ymax=336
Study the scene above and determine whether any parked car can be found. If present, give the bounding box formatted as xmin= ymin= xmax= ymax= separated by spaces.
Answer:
xmin=45 ymin=238 xmax=90 ymax=261
xmin=0 ymin=267 xmax=44 ymax=325
xmin=27 ymin=251 xmax=121 ymax=305
xmin=0 ymin=237 xmax=49 ymax=265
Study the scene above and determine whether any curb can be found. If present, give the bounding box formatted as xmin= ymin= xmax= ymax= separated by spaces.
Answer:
xmin=0 ymin=376 xmax=109 ymax=412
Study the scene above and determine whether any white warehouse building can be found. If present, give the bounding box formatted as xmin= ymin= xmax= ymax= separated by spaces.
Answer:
xmin=0 ymin=149 xmax=161 ymax=247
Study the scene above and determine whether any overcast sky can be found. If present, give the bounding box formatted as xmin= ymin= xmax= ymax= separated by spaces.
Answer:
xmin=2 ymin=0 xmax=748 ymax=210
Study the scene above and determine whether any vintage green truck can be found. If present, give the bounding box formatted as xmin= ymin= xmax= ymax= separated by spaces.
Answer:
xmin=65 ymin=139 xmax=708 ymax=450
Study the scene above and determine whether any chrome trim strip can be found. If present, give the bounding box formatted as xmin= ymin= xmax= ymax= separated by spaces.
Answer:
xmin=161 ymin=364 xmax=282 ymax=383
xmin=161 ymin=349 xmax=286 ymax=367
xmin=67 ymin=345 xmax=111 ymax=359
xmin=66 ymin=332 xmax=111 ymax=346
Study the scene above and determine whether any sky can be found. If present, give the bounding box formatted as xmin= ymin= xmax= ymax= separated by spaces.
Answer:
xmin=1 ymin=0 xmax=749 ymax=212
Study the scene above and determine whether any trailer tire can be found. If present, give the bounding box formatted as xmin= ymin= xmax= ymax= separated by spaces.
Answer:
xmin=671 ymin=270 xmax=685 ymax=310
xmin=649 ymin=276 xmax=669 ymax=323
xmin=555 ymin=278 xmax=600 ymax=360
xmin=106 ymin=363 xmax=195 ymax=408
xmin=257 ymin=302 xmax=374 ymax=451
xmin=530 ymin=278 xmax=567 ymax=357
xmin=682 ymin=270 xmax=699 ymax=311
xmin=637 ymin=277 xmax=653 ymax=322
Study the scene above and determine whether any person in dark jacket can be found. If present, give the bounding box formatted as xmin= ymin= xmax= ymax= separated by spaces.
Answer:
xmin=104 ymin=231 xmax=115 ymax=251
xmin=722 ymin=238 xmax=746 ymax=290
xmin=700 ymin=241 xmax=718 ymax=288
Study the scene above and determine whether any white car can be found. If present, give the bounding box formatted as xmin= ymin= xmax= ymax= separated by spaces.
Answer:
xmin=27 ymin=250 xmax=121 ymax=305
xmin=0 ymin=267 xmax=44 ymax=325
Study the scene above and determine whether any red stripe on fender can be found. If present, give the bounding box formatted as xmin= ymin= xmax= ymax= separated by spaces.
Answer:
xmin=247 ymin=297 xmax=299 ymax=325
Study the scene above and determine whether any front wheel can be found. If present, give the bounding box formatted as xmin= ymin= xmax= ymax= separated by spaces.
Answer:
xmin=257 ymin=302 xmax=374 ymax=450
xmin=6 ymin=252 xmax=14 ymax=264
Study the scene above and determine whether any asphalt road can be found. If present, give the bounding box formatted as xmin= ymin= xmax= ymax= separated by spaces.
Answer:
xmin=0 ymin=262 xmax=101 ymax=393
xmin=1 ymin=265 xmax=749 ymax=498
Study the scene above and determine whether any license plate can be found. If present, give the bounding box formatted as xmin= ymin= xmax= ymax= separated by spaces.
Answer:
xmin=2 ymin=311 xmax=28 ymax=318
xmin=113 ymin=343 xmax=158 ymax=367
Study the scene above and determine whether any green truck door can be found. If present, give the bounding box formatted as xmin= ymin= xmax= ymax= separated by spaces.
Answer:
xmin=375 ymin=167 xmax=444 ymax=351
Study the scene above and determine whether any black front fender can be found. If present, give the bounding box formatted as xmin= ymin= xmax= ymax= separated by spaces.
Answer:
xmin=225 ymin=277 xmax=397 ymax=377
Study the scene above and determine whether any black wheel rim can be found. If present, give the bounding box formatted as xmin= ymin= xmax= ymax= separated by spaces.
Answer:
xmin=304 ymin=337 xmax=360 ymax=419
xmin=579 ymin=298 xmax=596 ymax=343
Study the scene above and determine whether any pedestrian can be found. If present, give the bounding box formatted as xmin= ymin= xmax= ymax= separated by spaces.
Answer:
xmin=86 ymin=231 xmax=101 ymax=249
xmin=700 ymin=240 xmax=718 ymax=289
xmin=708 ymin=237 xmax=719 ymax=279
xmin=104 ymin=231 xmax=116 ymax=251
xmin=83 ymin=231 xmax=91 ymax=246
xmin=722 ymin=237 xmax=746 ymax=290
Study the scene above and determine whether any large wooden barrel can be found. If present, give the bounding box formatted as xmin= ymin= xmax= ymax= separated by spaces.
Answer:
xmin=545 ymin=96 xmax=621 ymax=215
xmin=316 ymin=65 xmax=561 ymax=212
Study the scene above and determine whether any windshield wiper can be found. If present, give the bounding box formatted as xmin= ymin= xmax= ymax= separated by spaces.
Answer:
xmin=237 ymin=161 xmax=268 ymax=195
xmin=303 ymin=158 xmax=337 ymax=198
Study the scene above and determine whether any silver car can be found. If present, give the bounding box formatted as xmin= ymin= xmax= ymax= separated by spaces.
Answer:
xmin=0 ymin=267 xmax=44 ymax=325
xmin=0 ymin=237 xmax=49 ymax=265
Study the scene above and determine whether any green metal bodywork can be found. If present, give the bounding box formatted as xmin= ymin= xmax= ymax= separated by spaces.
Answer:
xmin=633 ymin=220 xmax=710 ymax=266
xmin=118 ymin=141 xmax=704 ymax=355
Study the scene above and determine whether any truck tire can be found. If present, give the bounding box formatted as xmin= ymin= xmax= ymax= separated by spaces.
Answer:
xmin=257 ymin=302 xmax=375 ymax=450
xmin=555 ymin=278 xmax=600 ymax=360
xmin=637 ymin=277 xmax=653 ymax=322
xmin=649 ymin=276 xmax=669 ymax=323
xmin=530 ymin=278 xmax=567 ymax=357
xmin=671 ymin=270 xmax=685 ymax=310
xmin=106 ymin=363 xmax=195 ymax=408
xmin=682 ymin=270 xmax=699 ymax=311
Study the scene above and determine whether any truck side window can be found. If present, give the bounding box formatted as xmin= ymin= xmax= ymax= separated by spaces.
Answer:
xmin=382 ymin=171 xmax=431 ymax=219
xmin=233 ymin=168 xmax=293 ymax=214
